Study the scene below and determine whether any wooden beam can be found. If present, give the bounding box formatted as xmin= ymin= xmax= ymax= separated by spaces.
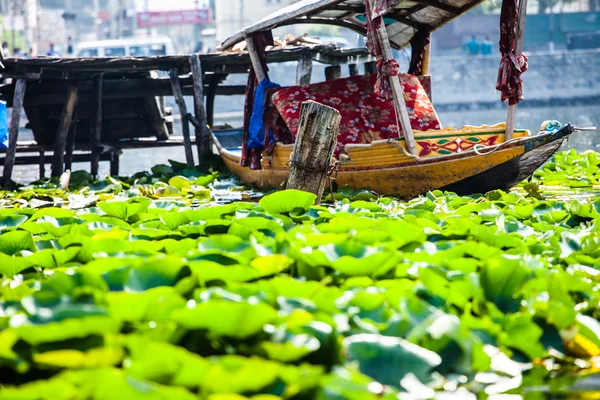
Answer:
xmin=206 ymin=80 xmax=219 ymax=128
xmin=421 ymin=40 xmax=431 ymax=76
xmin=296 ymin=50 xmax=313 ymax=85
xmin=375 ymin=20 xmax=418 ymax=156
xmin=51 ymin=84 xmax=79 ymax=177
xmin=506 ymin=0 xmax=529 ymax=141
xmin=189 ymin=54 xmax=212 ymax=161
xmin=169 ymin=68 xmax=194 ymax=166
xmin=245 ymin=35 xmax=268 ymax=82
xmin=1 ymin=78 xmax=27 ymax=186
xmin=90 ymin=74 xmax=103 ymax=178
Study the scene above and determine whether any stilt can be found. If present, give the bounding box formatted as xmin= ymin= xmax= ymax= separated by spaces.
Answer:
xmin=90 ymin=74 xmax=103 ymax=178
xmin=64 ymin=113 xmax=77 ymax=171
xmin=349 ymin=63 xmax=359 ymax=76
xmin=189 ymin=54 xmax=211 ymax=161
xmin=1 ymin=78 xmax=27 ymax=186
xmin=206 ymin=81 xmax=218 ymax=128
xmin=364 ymin=61 xmax=377 ymax=75
xmin=51 ymin=84 xmax=78 ymax=177
xmin=110 ymin=151 xmax=120 ymax=176
xmin=169 ymin=68 xmax=194 ymax=167
xmin=325 ymin=65 xmax=341 ymax=81
xmin=39 ymin=150 xmax=45 ymax=179
xmin=286 ymin=100 xmax=341 ymax=205
xmin=296 ymin=51 xmax=313 ymax=85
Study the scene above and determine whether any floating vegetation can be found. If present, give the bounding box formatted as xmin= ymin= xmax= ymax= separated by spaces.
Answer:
xmin=1 ymin=151 xmax=600 ymax=399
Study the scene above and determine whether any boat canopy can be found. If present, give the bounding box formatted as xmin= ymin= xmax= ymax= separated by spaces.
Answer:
xmin=221 ymin=0 xmax=484 ymax=50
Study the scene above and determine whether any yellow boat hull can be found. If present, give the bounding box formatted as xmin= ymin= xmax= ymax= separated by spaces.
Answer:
xmin=213 ymin=123 xmax=571 ymax=197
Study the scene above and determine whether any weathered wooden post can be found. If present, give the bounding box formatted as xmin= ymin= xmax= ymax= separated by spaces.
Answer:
xmin=169 ymin=68 xmax=194 ymax=167
xmin=90 ymin=73 xmax=103 ymax=178
xmin=51 ymin=84 xmax=79 ymax=177
xmin=1 ymin=78 xmax=27 ymax=186
xmin=325 ymin=65 xmax=341 ymax=81
xmin=296 ymin=50 xmax=313 ymax=85
xmin=189 ymin=54 xmax=211 ymax=161
xmin=286 ymin=100 xmax=341 ymax=204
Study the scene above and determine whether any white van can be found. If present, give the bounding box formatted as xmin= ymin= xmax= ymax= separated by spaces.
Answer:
xmin=76 ymin=36 xmax=176 ymax=57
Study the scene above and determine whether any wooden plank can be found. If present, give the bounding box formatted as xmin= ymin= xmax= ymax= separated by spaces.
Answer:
xmin=90 ymin=74 xmax=103 ymax=178
xmin=2 ymin=78 xmax=27 ymax=186
xmin=325 ymin=65 xmax=342 ymax=81
xmin=51 ymin=84 xmax=79 ymax=177
xmin=348 ymin=63 xmax=359 ymax=76
xmin=296 ymin=50 xmax=313 ymax=85
xmin=375 ymin=21 xmax=418 ymax=156
xmin=189 ymin=54 xmax=212 ymax=161
xmin=169 ymin=68 xmax=194 ymax=166
xmin=505 ymin=0 xmax=529 ymax=141
xmin=286 ymin=101 xmax=341 ymax=205
xmin=246 ymin=35 xmax=268 ymax=82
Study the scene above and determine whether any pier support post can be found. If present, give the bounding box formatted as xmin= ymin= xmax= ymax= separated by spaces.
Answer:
xmin=286 ymin=100 xmax=341 ymax=205
xmin=51 ymin=84 xmax=78 ymax=177
xmin=90 ymin=74 xmax=103 ymax=178
xmin=2 ymin=78 xmax=27 ymax=186
xmin=349 ymin=63 xmax=359 ymax=76
xmin=189 ymin=54 xmax=211 ymax=161
xmin=169 ymin=68 xmax=194 ymax=167
xmin=325 ymin=65 xmax=341 ymax=81
xmin=296 ymin=50 xmax=313 ymax=85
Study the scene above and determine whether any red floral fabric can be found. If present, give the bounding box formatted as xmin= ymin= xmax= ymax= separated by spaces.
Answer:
xmin=270 ymin=74 xmax=441 ymax=158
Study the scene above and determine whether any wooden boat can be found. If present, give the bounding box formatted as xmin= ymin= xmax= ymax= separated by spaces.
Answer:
xmin=210 ymin=0 xmax=585 ymax=197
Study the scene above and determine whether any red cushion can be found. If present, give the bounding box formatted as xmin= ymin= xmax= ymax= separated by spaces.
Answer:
xmin=271 ymin=74 xmax=442 ymax=157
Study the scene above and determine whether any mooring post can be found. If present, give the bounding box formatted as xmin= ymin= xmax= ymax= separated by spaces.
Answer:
xmin=286 ymin=100 xmax=341 ymax=204
xmin=51 ymin=84 xmax=79 ymax=177
xmin=1 ymin=78 xmax=27 ymax=186
xmin=169 ymin=68 xmax=194 ymax=167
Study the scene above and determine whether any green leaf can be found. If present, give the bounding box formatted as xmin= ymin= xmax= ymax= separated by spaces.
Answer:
xmin=259 ymin=190 xmax=316 ymax=214
xmin=172 ymin=300 xmax=278 ymax=338
xmin=0 ymin=230 xmax=36 ymax=256
xmin=344 ymin=333 xmax=442 ymax=388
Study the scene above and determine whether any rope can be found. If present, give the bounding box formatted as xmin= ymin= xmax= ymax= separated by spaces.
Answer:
xmin=390 ymin=139 xmax=420 ymax=160
xmin=287 ymin=151 xmax=341 ymax=199
xmin=472 ymin=137 xmax=524 ymax=155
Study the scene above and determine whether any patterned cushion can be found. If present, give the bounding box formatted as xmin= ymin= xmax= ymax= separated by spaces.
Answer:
xmin=270 ymin=74 xmax=442 ymax=157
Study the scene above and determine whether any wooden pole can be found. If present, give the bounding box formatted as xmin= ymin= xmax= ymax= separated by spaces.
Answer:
xmin=64 ymin=112 xmax=77 ymax=172
xmin=375 ymin=22 xmax=418 ymax=156
xmin=286 ymin=100 xmax=341 ymax=205
xmin=2 ymin=78 xmax=26 ymax=186
xmin=169 ymin=68 xmax=194 ymax=167
xmin=296 ymin=51 xmax=313 ymax=85
xmin=51 ymin=84 xmax=79 ymax=177
xmin=246 ymin=35 xmax=267 ymax=82
xmin=349 ymin=63 xmax=359 ymax=76
xmin=206 ymin=80 xmax=218 ymax=128
xmin=325 ymin=65 xmax=341 ymax=81
xmin=90 ymin=73 xmax=103 ymax=178
xmin=189 ymin=54 xmax=211 ymax=161
xmin=505 ymin=0 xmax=529 ymax=141
xmin=421 ymin=41 xmax=431 ymax=76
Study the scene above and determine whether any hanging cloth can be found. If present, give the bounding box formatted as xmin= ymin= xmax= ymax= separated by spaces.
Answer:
xmin=496 ymin=0 xmax=528 ymax=105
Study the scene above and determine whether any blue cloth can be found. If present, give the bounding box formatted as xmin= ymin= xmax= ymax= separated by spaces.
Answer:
xmin=0 ymin=101 xmax=8 ymax=149
xmin=248 ymin=78 xmax=280 ymax=149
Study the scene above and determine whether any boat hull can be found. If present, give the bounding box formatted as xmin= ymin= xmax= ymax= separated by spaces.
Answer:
xmin=213 ymin=124 xmax=573 ymax=197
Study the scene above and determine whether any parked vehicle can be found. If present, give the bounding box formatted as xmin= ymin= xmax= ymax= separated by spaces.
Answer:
xmin=76 ymin=36 xmax=176 ymax=58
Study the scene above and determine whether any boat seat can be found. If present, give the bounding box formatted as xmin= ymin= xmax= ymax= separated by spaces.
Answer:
xmin=269 ymin=73 xmax=442 ymax=157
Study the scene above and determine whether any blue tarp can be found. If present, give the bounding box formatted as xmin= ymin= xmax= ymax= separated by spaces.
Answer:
xmin=0 ymin=101 xmax=8 ymax=149
xmin=248 ymin=78 xmax=280 ymax=149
